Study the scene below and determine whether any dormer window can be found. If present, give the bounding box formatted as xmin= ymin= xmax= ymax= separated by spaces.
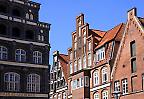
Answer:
xmin=96 ymin=47 xmax=105 ymax=62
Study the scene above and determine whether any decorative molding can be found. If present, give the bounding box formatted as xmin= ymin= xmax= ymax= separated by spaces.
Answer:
xmin=0 ymin=92 xmax=48 ymax=97
xmin=0 ymin=60 xmax=48 ymax=69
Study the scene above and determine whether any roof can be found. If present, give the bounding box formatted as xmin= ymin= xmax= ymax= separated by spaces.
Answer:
xmin=138 ymin=17 xmax=144 ymax=26
xmin=89 ymin=29 xmax=106 ymax=41
xmin=95 ymin=23 xmax=125 ymax=49
xmin=59 ymin=54 xmax=69 ymax=83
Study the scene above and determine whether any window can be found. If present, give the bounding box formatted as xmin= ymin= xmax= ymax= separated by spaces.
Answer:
xmin=15 ymin=49 xmax=26 ymax=62
xmin=131 ymin=58 xmax=136 ymax=73
xmin=72 ymin=80 xmax=77 ymax=90
xmin=94 ymin=93 xmax=99 ymax=99
xmin=74 ymin=42 xmax=77 ymax=50
xmin=63 ymin=92 xmax=66 ymax=99
xmin=70 ymin=62 xmax=73 ymax=74
xmin=38 ymin=35 xmax=44 ymax=41
xmin=88 ymin=53 xmax=91 ymax=66
xmin=79 ymin=27 xmax=81 ymax=36
xmin=0 ymin=46 xmax=7 ymax=60
xmin=30 ymin=14 xmax=34 ymax=20
xmin=84 ymin=76 xmax=89 ymax=87
xmin=33 ymin=51 xmax=42 ymax=64
xmin=78 ymin=58 xmax=82 ymax=70
xmin=88 ymin=42 xmax=91 ymax=51
xmin=122 ymin=79 xmax=128 ymax=95
xmin=77 ymin=79 xmax=80 ymax=87
xmin=58 ymin=94 xmax=61 ymax=99
xmin=26 ymin=13 xmax=29 ymax=19
xmin=74 ymin=61 xmax=77 ymax=72
xmin=102 ymin=91 xmax=108 ymax=99
xmin=74 ymin=50 xmax=76 ymax=59
xmin=54 ymin=95 xmax=57 ymax=99
xmin=102 ymin=67 xmax=108 ymax=83
xmin=83 ymin=55 xmax=86 ymax=68
xmin=0 ymin=24 xmax=6 ymax=35
xmin=130 ymin=41 xmax=136 ymax=57
xmin=79 ymin=77 xmax=84 ymax=87
xmin=12 ymin=9 xmax=21 ymax=17
xmin=27 ymin=74 xmax=40 ymax=92
xmin=96 ymin=47 xmax=105 ymax=61
xmin=70 ymin=52 xmax=72 ymax=60
xmin=26 ymin=30 xmax=34 ymax=40
xmin=84 ymin=36 xmax=86 ymax=45
xmin=12 ymin=27 xmax=20 ymax=37
xmin=93 ymin=71 xmax=99 ymax=86
xmin=4 ymin=72 xmax=20 ymax=91
xmin=114 ymin=81 xmax=120 ymax=92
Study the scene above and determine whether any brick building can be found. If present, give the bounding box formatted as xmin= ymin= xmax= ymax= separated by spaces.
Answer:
xmin=49 ymin=51 xmax=69 ymax=99
xmin=90 ymin=23 xmax=125 ymax=99
xmin=0 ymin=0 xmax=50 ymax=99
xmin=50 ymin=8 xmax=144 ymax=99
xmin=111 ymin=8 xmax=144 ymax=99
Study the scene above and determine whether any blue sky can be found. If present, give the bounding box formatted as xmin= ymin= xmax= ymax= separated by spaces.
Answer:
xmin=33 ymin=0 xmax=143 ymax=65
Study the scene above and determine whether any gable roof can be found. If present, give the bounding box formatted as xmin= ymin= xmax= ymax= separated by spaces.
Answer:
xmin=59 ymin=54 xmax=69 ymax=83
xmin=95 ymin=23 xmax=125 ymax=49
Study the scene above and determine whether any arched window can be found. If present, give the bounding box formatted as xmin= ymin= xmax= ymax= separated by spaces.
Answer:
xmin=0 ymin=4 xmax=7 ymax=13
xmin=30 ymin=14 xmax=34 ymax=20
xmin=0 ymin=24 xmax=6 ymax=35
xmin=93 ymin=70 xmax=99 ymax=86
xmin=0 ymin=46 xmax=7 ymax=60
xmin=94 ymin=93 xmax=99 ymax=99
xmin=33 ymin=51 xmax=42 ymax=64
xmin=12 ymin=27 xmax=20 ymax=37
xmin=26 ymin=30 xmax=34 ymax=40
xmin=4 ymin=72 xmax=20 ymax=91
xmin=27 ymin=74 xmax=40 ymax=92
xmin=26 ymin=13 xmax=29 ymax=19
xmin=12 ymin=9 xmax=21 ymax=17
xmin=74 ymin=61 xmax=77 ymax=72
xmin=102 ymin=90 xmax=108 ymax=99
xmin=102 ymin=67 xmax=108 ymax=83
xmin=15 ymin=49 xmax=26 ymax=62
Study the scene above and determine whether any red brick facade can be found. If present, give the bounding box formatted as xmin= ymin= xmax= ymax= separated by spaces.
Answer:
xmin=50 ymin=8 xmax=144 ymax=99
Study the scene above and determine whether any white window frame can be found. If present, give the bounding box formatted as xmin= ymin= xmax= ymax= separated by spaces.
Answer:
xmin=114 ymin=81 xmax=120 ymax=92
xmin=0 ymin=46 xmax=8 ymax=60
xmin=122 ymin=79 xmax=128 ymax=95
xmin=102 ymin=91 xmax=108 ymax=99
xmin=88 ymin=42 xmax=91 ymax=51
xmin=83 ymin=55 xmax=86 ymax=68
xmin=4 ymin=72 xmax=20 ymax=91
xmin=93 ymin=71 xmax=99 ymax=86
xmin=84 ymin=76 xmax=89 ymax=87
xmin=74 ymin=61 xmax=77 ymax=72
xmin=15 ymin=49 xmax=26 ymax=62
xmin=33 ymin=51 xmax=42 ymax=64
xmin=94 ymin=93 xmax=99 ymax=99
xmin=58 ymin=94 xmax=61 ymax=99
xmin=88 ymin=53 xmax=91 ymax=66
xmin=70 ymin=62 xmax=73 ymax=74
xmin=27 ymin=74 xmax=40 ymax=92
xmin=96 ymin=47 xmax=105 ymax=61
xmin=78 ymin=58 xmax=82 ymax=70
xmin=102 ymin=67 xmax=108 ymax=83
xmin=79 ymin=77 xmax=84 ymax=87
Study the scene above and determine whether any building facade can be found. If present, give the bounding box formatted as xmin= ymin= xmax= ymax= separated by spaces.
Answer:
xmin=90 ymin=23 xmax=125 ymax=99
xmin=49 ymin=51 xmax=69 ymax=99
xmin=111 ymin=8 xmax=144 ymax=99
xmin=0 ymin=0 xmax=50 ymax=99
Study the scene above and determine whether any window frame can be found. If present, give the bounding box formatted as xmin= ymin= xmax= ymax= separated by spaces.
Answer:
xmin=4 ymin=72 xmax=20 ymax=91
xmin=33 ymin=51 xmax=42 ymax=64
xmin=0 ymin=46 xmax=8 ymax=60
xmin=15 ymin=49 xmax=26 ymax=62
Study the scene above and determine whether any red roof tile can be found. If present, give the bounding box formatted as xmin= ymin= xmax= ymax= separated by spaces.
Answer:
xmin=95 ymin=23 xmax=125 ymax=49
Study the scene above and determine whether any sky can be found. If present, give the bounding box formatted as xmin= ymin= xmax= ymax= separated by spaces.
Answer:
xmin=32 ymin=0 xmax=144 ymax=65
